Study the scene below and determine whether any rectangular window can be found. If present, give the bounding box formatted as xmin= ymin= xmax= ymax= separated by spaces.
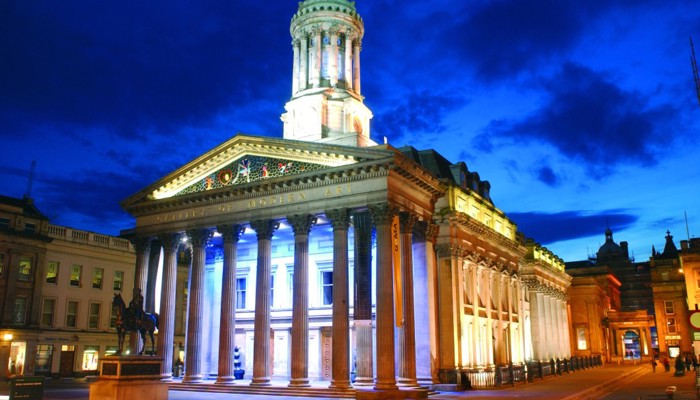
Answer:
xmin=46 ymin=261 xmax=59 ymax=284
xmin=287 ymin=268 xmax=294 ymax=308
xmin=664 ymin=300 xmax=675 ymax=315
xmin=70 ymin=264 xmax=82 ymax=287
xmin=66 ymin=300 xmax=78 ymax=328
xmin=88 ymin=302 xmax=100 ymax=330
xmin=109 ymin=306 xmax=117 ymax=330
xmin=113 ymin=271 xmax=124 ymax=291
xmin=24 ymin=223 xmax=36 ymax=235
xmin=82 ymin=345 xmax=99 ymax=371
xmin=41 ymin=298 xmax=56 ymax=327
xmin=92 ymin=268 xmax=104 ymax=289
xmin=0 ymin=217 xmax=9 ymax=230
xmin=35 ymin=345 xmax=53 ymax=374
xmin=270 ymin=275 xmax=275 ymax=308
xmin=576 ymin=327 xmax=587 ymax=350
xmin=236 ymin=278 xmax=246 ymax=310
xmin=667 ymin=317 xmax=677 ymax=334
xmin=321 ymin=270 xmax=333 ymax=306
xmin=13 ymin=297 xmax=28 ymax=324
xmin=18 ymin=258 xmax=32 ymax=281
xmin=0 ymin=253 xmax=5 ymax=276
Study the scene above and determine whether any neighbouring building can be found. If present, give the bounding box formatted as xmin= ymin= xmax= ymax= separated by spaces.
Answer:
xmin=0 ymin=195 xmax=136 ymax=379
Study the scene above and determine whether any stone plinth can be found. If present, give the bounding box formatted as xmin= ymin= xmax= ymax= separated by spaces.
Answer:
xmin=89 ymin=356 xmax=168 ymax=400
xmin=355 ymin=388 xmax=428 ymax=400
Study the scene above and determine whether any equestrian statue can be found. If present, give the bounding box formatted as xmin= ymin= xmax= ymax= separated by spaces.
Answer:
xmin=112 ymin=288 xmax=159 ymax=355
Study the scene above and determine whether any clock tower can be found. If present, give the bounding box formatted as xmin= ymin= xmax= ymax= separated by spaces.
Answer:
xmin=281 ymin=0 xmax=375 ymax=147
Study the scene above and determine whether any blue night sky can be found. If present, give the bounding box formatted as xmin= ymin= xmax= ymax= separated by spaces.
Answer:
xmin=1 ymin=0 xmax=699 ymax=262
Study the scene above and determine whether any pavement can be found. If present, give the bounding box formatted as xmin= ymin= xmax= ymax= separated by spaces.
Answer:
xmin=0 ymin=363 xmax=698 ymax=399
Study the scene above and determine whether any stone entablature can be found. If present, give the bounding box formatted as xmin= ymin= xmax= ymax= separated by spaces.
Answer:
xmin=524 ymin=240 xmax=565 ymax=273
xmin=438 ymin=185 xmax=517 ymax=242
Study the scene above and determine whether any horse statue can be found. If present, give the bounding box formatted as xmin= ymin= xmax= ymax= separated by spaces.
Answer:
xmin=112 ymin=292 xmax=159 ymax=355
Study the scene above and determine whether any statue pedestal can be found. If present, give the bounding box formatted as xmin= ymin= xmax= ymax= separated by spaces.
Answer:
xmin=89 ymin=356 xmax=168 ymax=400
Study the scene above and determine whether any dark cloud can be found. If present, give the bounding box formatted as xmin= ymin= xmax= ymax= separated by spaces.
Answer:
xmin=372 ymin=91 xmax=466 ymax=142
xmin=476 ymin=63 xmax=679 ymax=177
xmin=509 ymin=210 xmax=638 ymax=246
xmin=537 ymin=166 xmax=559 ymax=187
xmin=0 ymin=1 xmax=291 ymax=140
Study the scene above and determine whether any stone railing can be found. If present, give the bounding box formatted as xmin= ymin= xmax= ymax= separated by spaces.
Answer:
xmin=47 ymin=224 xmax=133 ymax=252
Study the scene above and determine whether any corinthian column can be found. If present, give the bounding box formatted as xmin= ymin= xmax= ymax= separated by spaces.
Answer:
xmin=352 ymin=210 xmax=373 ymax=386
xmin=287 ymin=214 xmax=316 ymax=387
xmin=216 ymin=224 xmax=245 ymax=384
xmin=182 ymin=229 xmax=212 ymax=383
xmin=397 ymin=213 xmax=418 ymax=387
xmin=299 ymin=33 xmax=309 ymax=91
xmin=250 ymin=219 xmax=279 ymax=386
xmin=129 ymin=237 xmax=151 ymax=355
xmin=344 ymin=34 xmax=353 ymax=90
xmin=352 ymin=40 xmax=361 ymax=95
xmin=313 ymin=28 xmax=322 ymax=88
xmin=157 ymin=233 xmax=181 ymax=380
xmin=326 ymin=208 xmax=351 ymax=389
xmin=292 ymin=38 xmax=300 ymax=94
xmin=369 ymin=203 xmax=398 ymax=391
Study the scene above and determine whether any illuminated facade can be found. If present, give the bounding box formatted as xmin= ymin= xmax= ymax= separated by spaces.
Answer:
xmin=0 ymin=195 xmax=137 ymax=379
xmin=680 ymin=237 xmax=700 ymax=355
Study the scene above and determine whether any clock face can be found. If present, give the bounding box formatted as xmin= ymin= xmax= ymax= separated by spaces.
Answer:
xmin=353 ymin=116 xmax=363 ymax=135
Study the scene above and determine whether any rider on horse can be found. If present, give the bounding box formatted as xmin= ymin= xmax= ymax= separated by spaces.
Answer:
xmin=129 ymin=287 xmax=145 ymax=327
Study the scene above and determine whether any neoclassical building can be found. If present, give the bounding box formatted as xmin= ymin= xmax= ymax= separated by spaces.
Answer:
xmin=118 ymin=0 xmax=571 ymax=396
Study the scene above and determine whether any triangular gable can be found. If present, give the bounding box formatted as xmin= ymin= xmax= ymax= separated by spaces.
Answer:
xmin=123 ymin=134 xmax=393 ymax=205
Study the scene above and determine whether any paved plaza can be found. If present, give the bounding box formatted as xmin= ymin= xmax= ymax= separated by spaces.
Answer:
xmin=1 ymin=363 xmax=698 ymax=400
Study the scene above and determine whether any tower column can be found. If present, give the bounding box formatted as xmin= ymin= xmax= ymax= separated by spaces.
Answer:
xmin=250 ymin=219 xmax=279 ymax=386
xmin=216 ymin=225 xmax=245 ymax=384
xmin=183 ymin=229 xmax=212 ymax=383
xmin=313 ymin=28 xmax=322 ymax=88
xmin=129 ymin=237 xmax=151 ymax=355
xmin=326 ymin=208 xmax=351 ymax=389
xmin=287 ymin=214 xmax=316 ymax=387
xmin=299 ymin=33 xmax=309 ymax=91
xmin=369 ymin=203 xmax=398 ymax=391
xmin=157 ymin=233 xmax=181 ymax=380
xmin=397 ymin=213 xmax=418 ymax=387
xmin=352 ymin=210 xmax=374 ymax=386
xmin=292 ymin=38 xmax=300 ymax=94
xmin=344 ymin=34 xmax=353 ymax=90
xmin=353 ymin=41 xmax=361 ymax=95
xmin=329 ymin=29 xmax=339 ymax=87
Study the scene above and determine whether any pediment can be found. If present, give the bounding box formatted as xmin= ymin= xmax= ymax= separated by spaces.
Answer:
xmin=122 ymin=134 xmax=392 ymax=207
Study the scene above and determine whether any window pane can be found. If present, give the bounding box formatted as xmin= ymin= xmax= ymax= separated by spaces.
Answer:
xmin=13 ymin=297 xmax=27 ymax=324
xmin=322 ymin=271 xmax=333 ymax=305
xmin=35 ymin=345 xmax=53 ymax=373
xmin=46 ymin=261 xmax=59 ymax=284
xmin=24 ymin=223 xmax=36 ymax=235
xmin=236 ymin=278 xmax=246 ymax=309
xmin=66 ymin=301 xmax=78 ymax=328
xmin=113 ymin=271 xmax=124 ymax=291
xmin=0 ymin=253 xmax=5 ymax=276
xmin=42 ymin=298 xmax=55 ymax=327
xmin=70 ymin=265 xmax=82 ymax=287
xmin=18 ymin=258 xmax=32 ymax=281
xmin=92 ymin=268 xmax=104 ymax=289
xmin=88 ymin=303 xmax=100 ymax=329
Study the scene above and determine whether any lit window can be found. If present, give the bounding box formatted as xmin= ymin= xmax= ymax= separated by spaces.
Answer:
xmin=46 ymin=261 xmax=59 ymax=284
xmin=82 ymin=346 xmax=99 ymax=371
xmin=321 ymin=270 xmax=333 ymax=306
xmin=13 ymin=297 xmax=28 ymax=325
xmin=667 ymin=317 xmax=677 ymax=334
xmin=113 ymin=271 xmax=124 ymax=291
xmin=41 ymin=298 xmax=55 ymax=327
xmin=35 ymin=345 xmax=53 ymax=374
xmin=70 ymin=265 xmax=82 ymax=287
xmin=88 ymin=303 xmax=100 ymax=330
xmin=665 ymin=300 xmax=675 ymax=315
xmin=18 ymin=258 xmax=32 ymax=281
xmin=92 ymin=268 xmax=104 ymax=289
xmin=236 ymin=278 xmax=247 ymax=310
xmin=577 ymin=327 xmax=587 ymax=350
xmin=66 ymin=300 xmax=78 ymax=328
xmin=109 ymin=306 xmax=117 ymax=330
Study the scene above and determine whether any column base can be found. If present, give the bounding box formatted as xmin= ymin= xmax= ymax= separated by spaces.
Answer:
xmin=354 ymin=376 xmax=374 ymax=386
xmin=250 ymin=377 xmax=271 ymax=386
xmin=329 ymin=379 xmax=352 ymax=389
xmin=182 ymin=375 xmax=203 ymax=383
xmin=215 ymin=376 xmax=235 ymax=384
xmin=397 ymin=377 xmax=419 ymax=387
xmin=374 ymin=381 xmax=398 ymax=391
xmin=160 ymin=374 xmax=173 ymax=382
xmin=288 ymin=378 xmax=310 ymax=387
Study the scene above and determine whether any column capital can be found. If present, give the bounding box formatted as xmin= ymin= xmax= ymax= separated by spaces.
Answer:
xmin=129 ymin=236 xmax=152 ymax=254
xmin=159 ymin=232 xmax=183 ymax=253
xmin=250 ymin=219 xmax=280 ymax=240
xmin=186 ymin=228 xmax=213 ymax=248
xmin=325 ymin=208 xmax=350 ymax=230
xmin=217 ymin=224 xmax=245 ymax=244
xmin=287 ymin=214 xmax=317 ymax=235
xmin=412 ymin=221 xmax=428 ymax=243
xmin=435 ymin=243 xmax=462 ymax=258
xmin=399 ymin=212 xmax=418 ymax=234
xmin=369 ymin=203 xmax=398 ymax=226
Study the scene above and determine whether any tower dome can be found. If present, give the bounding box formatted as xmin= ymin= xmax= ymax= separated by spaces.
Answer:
xmin=281 ymin=0 xmax=374 ymax=147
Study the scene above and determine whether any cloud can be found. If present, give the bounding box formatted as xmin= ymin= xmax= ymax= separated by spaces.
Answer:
xmin=509 ymin=210 xmax=638 ymax=244
xmin=476 ymin=63 xmax=679 ymax=177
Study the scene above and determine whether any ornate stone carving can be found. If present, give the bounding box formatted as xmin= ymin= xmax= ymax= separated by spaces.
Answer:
xmin=217 ymin=224 xmax=245 ymax=244
xmin=186 ymin=229 xmax=213 ymax=248
xmin=130 ymin=236 xmax=152 ymax=254
xmin=435 ymin=243 xmax=463 ymax=258
xmin=287 ymin=214 xmax=317 ymax=235
xmin=250 ymin=219 xmax=280 ymax=240
xmin=399 ymin=212 xmax=417 ymax=234
xmin=369 ymin=203 xmax=397 ymax=226
xmin=325 ymin=208 xmax=350 ymax=230
xmin=412 ymin=221 xmax=427 ymax=244
xmin=158 ymin=232 xmax=182 ymax=253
